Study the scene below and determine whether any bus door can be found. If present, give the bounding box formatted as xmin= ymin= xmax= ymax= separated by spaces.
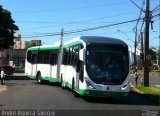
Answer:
xmin=76 ymin=60 xmax=84 ymax=91
xmin=76 ymin=49 xmax=84 ymax=91
xmin=74 ymin=46 xmax=84 ymax=91
xmin=31 ymin=52 xmax=38 ymax=77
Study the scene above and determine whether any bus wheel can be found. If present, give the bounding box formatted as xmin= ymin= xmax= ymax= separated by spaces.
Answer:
xmin=37 ymin=74 xmax=42 ymax=84
xmin=72 ymin=78 xmax=75 ymax=91
xmin=61 ymin=75 xmax=65 ymax=89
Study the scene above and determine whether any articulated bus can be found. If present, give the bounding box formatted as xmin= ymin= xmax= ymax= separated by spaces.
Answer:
xmin=25 ymin=36 xmax=130 ymax=97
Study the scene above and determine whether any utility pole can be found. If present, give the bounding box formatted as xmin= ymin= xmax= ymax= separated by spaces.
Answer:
xmin=57 ymin=28 xmax=64 ymax=82
xmin=143 ymin=0 xmax=150 ymax=87
xmin=134 ymin=29 xmax=137 ymax=67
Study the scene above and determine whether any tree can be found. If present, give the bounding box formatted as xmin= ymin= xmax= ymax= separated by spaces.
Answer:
xmin=149 ymin=46 xmax=157 ymax=65
xmin=0 ymin=5 xmax=19 ymax=49
xmin=158 ymin=47 xmax=160 ymax=66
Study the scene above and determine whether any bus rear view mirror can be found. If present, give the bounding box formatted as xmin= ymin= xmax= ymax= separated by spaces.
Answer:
xmin=79 ymin=49 xmax=84 ymax=61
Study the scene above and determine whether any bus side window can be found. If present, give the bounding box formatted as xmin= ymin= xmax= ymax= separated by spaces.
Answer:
xmin=50 ymin=54 xmax=55 ymax=65
xmin=73 ymin=45 xmax=79 ymax=67
xmin=63 ymin=49 xmax=67 ymax=65
xmin=27 ymin=51 xmax=31 ymax=63
xmin=37 ymin=51 xmax=43 ymax=64
xmin=70 ymin=47 xmax=74 ymax=66
xmin=50 ymin=53 xmax=58 ymax=65
xmin=54 ymin=53 xmax=58 ymax=65
xmin=43 ymin=50 xmax=50 ymax=64
xmin=31 ymin=53 xmax=37 ymax=64
xmin=64 ymin=48 xmax=68 ymax=65
xmin=68 ymin=47 xmax=72 ymax=65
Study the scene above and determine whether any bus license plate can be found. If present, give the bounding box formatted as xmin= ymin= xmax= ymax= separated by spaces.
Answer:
xmin=104 ymin=92 xmax=111 ymax=95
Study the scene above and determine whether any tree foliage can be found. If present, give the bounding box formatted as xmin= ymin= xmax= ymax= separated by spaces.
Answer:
xmin=0 ymin=5 xmax=19 ymax=49
xmin=149 ymin=47 xmax=157 ymax=62
xmin=158 ymin=47 xmax=160 ymax=66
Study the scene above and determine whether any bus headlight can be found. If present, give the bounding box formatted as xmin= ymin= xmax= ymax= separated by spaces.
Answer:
xmin=121 ymin=81 xmax=129 ymax=90
xmin=85 ymin=78 xmax=96 ymax=89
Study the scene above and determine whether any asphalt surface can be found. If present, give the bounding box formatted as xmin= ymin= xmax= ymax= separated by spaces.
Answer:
xmin=0 ymin=74 xmax=159 ymax=116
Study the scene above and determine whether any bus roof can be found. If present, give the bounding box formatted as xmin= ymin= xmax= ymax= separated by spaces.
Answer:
xmin=79 ymin=36 xmax=127 ymax=45
xmin=64 ymin=36 xmax=127 ymax=46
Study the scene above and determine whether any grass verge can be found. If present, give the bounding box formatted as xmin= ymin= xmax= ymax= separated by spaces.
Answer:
xmin=135 ymin=85 xmax=160 ymax=103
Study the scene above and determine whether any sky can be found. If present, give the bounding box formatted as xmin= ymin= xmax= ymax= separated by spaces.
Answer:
xmin=0 ymin=0 xmax=159 ymax=50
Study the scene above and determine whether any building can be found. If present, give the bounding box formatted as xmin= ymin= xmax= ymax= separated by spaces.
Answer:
xmin=0 ymin=49 xmax=26 ymax=66
xmin=30 ymin=40 xmax=41 ymax=46
xmin=14 ymin=34 xmax=30 ymax=49
xmin=0 ymin=34 xmax=42 ymax=68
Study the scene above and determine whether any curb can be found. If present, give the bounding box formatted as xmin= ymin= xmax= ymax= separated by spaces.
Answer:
xmin=129 ymin=83 xmax=144 ymax=94
xmin=130 ymin=83 xmax=160 ymax=104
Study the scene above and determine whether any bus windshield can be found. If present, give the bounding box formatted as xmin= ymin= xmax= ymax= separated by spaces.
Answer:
xmin=86 ymin=44 xmax=129 ymax=85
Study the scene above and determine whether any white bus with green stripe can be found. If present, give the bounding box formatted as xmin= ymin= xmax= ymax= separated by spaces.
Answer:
xmin=25 ymin=36 xmax=130 ymax=97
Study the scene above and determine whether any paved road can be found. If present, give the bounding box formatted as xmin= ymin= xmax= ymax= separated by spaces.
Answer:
xmin=0 ymin=74 xmax=159 ymax=116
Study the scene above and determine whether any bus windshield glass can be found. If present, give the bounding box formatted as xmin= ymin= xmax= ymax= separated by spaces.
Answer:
xmin=86 ymin=44 xmax=129 ymax=85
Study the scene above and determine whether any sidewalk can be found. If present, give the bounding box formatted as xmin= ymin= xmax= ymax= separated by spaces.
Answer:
xmin=0 ymin=85 xmax=7 ymax=93
xmin=13 ymin=73 xmax=25 ymax=76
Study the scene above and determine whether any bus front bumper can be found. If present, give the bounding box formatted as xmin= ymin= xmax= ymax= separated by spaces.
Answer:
xmin=78 ymin=89 xmax=129 ymax=97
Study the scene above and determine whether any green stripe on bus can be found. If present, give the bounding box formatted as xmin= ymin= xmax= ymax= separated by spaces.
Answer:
xmin=28 ymin=46 xmax=59 ymax=51
xmin=65 ymin=41 xmax=83 ymax=47
xmin=42 ymin=76 xmax=57 ymax=81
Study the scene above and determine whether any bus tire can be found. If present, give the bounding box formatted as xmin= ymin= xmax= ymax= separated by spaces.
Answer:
xmin=61 ymin=74 xmax=65 ymax=89
xmin=37 ymin=73 xmax=42 ymax=84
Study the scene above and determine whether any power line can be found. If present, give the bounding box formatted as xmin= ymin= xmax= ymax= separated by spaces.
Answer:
xmin=130 ymin=0 xmax=145 ymax=13
xmin=151 ymin=4 xmax=160 ymax=13
xmin=21 ymin=13 xmax=160 ymax=38
xmin=21 ymin=17 xmax=143 ymax=38
xmin=133 ymin=0 xmax=145 ymax=32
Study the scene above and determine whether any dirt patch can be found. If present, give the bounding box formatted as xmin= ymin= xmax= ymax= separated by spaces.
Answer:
xmin=0 ymin=85 xmax=7 ymax=93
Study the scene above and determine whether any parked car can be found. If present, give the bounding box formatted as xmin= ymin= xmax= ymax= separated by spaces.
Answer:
xmin=0 ymin=65 xmax=15 ymax=75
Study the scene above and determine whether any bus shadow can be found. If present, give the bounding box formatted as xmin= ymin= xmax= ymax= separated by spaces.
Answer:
xmin=5 ymin=76 xmax=34 ymax=80
xmin=33 ymin=81 xmax=61 ymax=87
xmin=31 ymin=81 xmax=159 ymax=106
xmin=4 ymin=83 xmax=27 ymax=87
xmin=83 ymin=91 xmax=159 ymax=106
